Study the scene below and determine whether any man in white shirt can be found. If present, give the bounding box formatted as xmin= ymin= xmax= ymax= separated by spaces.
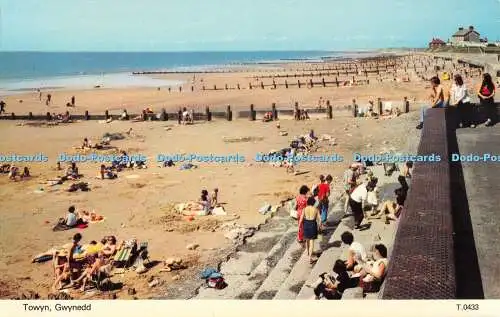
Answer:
xmin=349 ymin=181 xmax=376 ymax=229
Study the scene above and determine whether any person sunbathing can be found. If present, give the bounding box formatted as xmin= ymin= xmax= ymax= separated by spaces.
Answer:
xmin=370 ymin=176 xmax=408 ymax=222
xmin=99 ymin=164 xmax=117 ymax=179
xmin=51 ymin=253 xmax=71 ymax=292
xmin=73 ymin=252 xmax=106 ymax=292
xmin=80 ymin=210 xmax=103 ymax=223
xmin=81 ymin=138 xmax=92 ymax=149
xmin=101 ymin=236 xmax=118 ymax=257
xmin=356 ymin=244 xmax=389 ymax=293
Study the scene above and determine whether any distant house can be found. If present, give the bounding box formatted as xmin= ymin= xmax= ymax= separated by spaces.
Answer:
xmin=451 ymin=26 xmax=480 ymax=44
xmin=429 ymin=38 xmax=446 ymax=49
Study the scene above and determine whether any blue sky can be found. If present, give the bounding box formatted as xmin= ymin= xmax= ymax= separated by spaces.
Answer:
xmin=0 ymin=0 xmax=499 ymax=51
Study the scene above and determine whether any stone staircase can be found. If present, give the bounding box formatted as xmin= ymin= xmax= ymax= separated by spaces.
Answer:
xmin=193 ymin=165 xmax=400 ymax=300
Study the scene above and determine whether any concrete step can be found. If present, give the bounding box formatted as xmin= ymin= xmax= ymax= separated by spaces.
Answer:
xmin=295 ymin=220 xmax=352 ymax=299
xmin=234 ymin=229 xmax=298 ymax=299
xmin=296 ymin=174 xmax=400 ymax=300
xmin=194 ymin=212 xmax=296 ymax=299
xmin=272 ymin=200 xmax=345 ymax=300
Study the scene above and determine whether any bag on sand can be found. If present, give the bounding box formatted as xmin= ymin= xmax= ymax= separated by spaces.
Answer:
xmin=207 ymin=277 xmax=227 ymax=289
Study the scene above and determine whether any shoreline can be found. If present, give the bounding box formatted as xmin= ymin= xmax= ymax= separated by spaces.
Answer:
xmin=0 ymin=50 xmax=390 ymax=96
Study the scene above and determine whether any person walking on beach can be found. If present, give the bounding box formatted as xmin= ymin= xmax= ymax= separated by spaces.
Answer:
xmin=37 ymin=89 xmax=42 ymax=101
xmin=71 ymin=96 xmax=75 ymax=107
xmin=299 ymin=196 xmax=321 ymax=264
xmin=296 ymin=185 xmax=310 ymax=244
xmin=0 ymin=100 xmax=5 ymax=114
xmin=46 ymin=93 xmax=52 ymax=106
xmin=477 ymin=73 xmax=496 ymax=127
xmin=450 ymin=74 xmax=474 ymax=128
xmin=317 ymin=174 xmax=332 ymax=227
xmin=416 ymin=76 xmax=445 ymax=130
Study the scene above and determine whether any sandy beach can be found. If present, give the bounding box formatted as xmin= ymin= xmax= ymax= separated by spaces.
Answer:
xmin=0 ymin=54 xmax=486 ymax=299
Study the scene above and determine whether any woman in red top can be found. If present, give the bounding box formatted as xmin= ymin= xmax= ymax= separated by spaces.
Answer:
xmin=296 ymin=185 xmax=310 ymax=243
xmin=478 ymin=73 xmax=496 ymax=126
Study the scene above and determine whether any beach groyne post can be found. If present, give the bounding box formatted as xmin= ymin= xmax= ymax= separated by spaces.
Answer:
xmin=250 ymin=104 xmax=256 ymax=121
xmin=226 ymin=105 xmax=233 ymax=121
xmin=85 ymin=111 xmax=90 ymax=120
xmin=352 ymin=99 xmax=358 ymax=118
xmin=327 ymin=101 xmax=333 ymax=119
xmin=377 ymin=98 xmax=383 ymax=115
xmin=191 ymin=86 xmax=194 ymax=92
xmin=249 ymin=83 xmax=253 ymax=90
xmin=404 ymin=97 xmax=410 ymax=113
xmin=261 ymin=82 xmax=265 ymax=89
xmin=285 ymin=80 xmax=289 ymax=89
xmin=105 ymin=110 xmax=110 ymax=120
xmin=202 ymin=85 xmax=205 ymax=91
xmin=28 ymin=112 xmax=33 ymax=120
xmin=272 ymin=103 xmax=278 ymax=120
xmin=309 ymin=79 xmax=314 ymax=88
xmin=11 ymin=112 xmax=16 ymax=120
xmin=46 ymin=112 xmax=52 ymax=121
xmin=225 ymin=84 xmax=228 ymax=90
xmin=214 ymin=84 xmax=217 ymax=91
xmin=298 ymin=80 xmax=301 ymax=88
xmin=322 ymin=78 xmax=326 ymax=87
xmin=335 ymin=77 xmax=339 ymax=87
xmin=179 ymin=86 xmax=182 ymax=92
xmin=237 ymin=83 xmax=240 ymax=90
xmin=206 ymin=106 xmax=212 ymax=122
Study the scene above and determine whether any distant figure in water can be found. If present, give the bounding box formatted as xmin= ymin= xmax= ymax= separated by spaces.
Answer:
xmin=46 ymin=94 xmax=52 ymax=106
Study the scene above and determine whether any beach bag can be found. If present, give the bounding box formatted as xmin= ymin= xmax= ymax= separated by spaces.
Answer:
xmin=207 ymin=277 xmax=227 ymax=289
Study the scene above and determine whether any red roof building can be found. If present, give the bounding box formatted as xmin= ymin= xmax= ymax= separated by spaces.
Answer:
xmin=429 ymin=38 xmax=446 ymax=49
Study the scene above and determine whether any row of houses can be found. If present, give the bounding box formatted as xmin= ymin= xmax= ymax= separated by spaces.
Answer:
xmin=428 ymin=26 xmax=496 ymax=49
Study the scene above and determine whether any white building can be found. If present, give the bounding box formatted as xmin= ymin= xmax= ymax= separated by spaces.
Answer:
xmin=450 ymin=26 xmax=481 ymax=44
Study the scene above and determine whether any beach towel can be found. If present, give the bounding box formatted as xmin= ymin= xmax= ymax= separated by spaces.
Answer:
xmin=52 ymin=222 xmax=72 ymax=232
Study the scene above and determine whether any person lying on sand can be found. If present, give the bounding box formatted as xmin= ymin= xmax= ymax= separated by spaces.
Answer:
xmin=79 ymin=210 xmax=104 ymax=223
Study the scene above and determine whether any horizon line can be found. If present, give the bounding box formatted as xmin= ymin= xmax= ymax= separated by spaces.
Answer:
xmin=0 ymin=48 xmax=421 ymax=54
